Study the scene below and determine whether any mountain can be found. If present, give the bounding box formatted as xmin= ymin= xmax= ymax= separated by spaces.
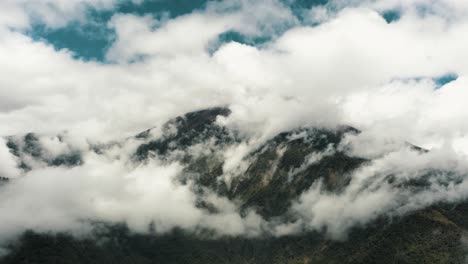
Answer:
xmin=1 ymin=107 xmax=468 ymax=264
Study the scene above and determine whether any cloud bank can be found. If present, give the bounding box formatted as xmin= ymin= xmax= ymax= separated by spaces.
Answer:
xmin=1 ymin=0 xmax=468 ymax=245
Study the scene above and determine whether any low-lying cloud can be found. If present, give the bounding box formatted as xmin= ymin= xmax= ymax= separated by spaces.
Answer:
xmin=1 ymin=0 xmax=468 ymax=247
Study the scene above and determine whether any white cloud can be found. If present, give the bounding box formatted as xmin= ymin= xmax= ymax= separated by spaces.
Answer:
xmin=2 ymin=0 xmax=468 ymax=243
xmin=107 ymin=13 xmax=239 ymax=61
xmin=290 ymin=146 xmax=468 ymax=239
xmin=0 ymin=148 xmax=265 ymax=243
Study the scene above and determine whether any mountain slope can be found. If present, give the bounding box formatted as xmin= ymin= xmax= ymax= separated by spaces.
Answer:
xmin=2 ymin=205 xmax=468 ymax=264
xmin=1 ymin=107 xmax=468 ymax=264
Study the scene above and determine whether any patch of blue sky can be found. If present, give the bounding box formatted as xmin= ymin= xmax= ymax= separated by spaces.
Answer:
xmin=286 ymin=0 xmax=332 ymax=25
xmin=391 ymin=73 xmax=458 ymax=90
xmin=207 ymin=31 xmax=273 ymax=55
xmin=433 ymin=73 xmax=458 ymax=89
xmin=117 ymin=0 xmax=214 ymax=17
xmin=28 ymin=20 xmax=114 ymax=62
xmin=381 ymin=9 xmax=401 ymax=24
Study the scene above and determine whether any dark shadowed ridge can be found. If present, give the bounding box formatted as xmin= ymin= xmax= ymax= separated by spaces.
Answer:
xmin=134 ymin=107 xmax=233 ymax=159
xmin=5 ymin=133 xmax=83 ymax=171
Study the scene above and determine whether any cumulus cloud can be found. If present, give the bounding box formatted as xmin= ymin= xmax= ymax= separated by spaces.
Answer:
xmin=2 ymin=0 xmax=468 ymax=142
xmin=1 ymin=0 xmax=468 ymax=245
xmin=106 ymin=13 xmax=239 ymax=61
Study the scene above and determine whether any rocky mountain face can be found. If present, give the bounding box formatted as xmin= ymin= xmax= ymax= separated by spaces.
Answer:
xmin=6 ymin=133 xmax=82 ymax=170
xmin=1 ymin=107 xmax=468 ymax=264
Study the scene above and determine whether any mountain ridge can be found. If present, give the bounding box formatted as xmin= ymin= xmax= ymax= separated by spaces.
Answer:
xmin=1 ymin=107 xmax=467 ymax=263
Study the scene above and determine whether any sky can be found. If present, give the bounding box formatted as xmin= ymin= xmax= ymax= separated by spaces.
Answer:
xmin=1 ymin=0 xmax=468 ymax=247
xmin=0 ymin=0 xmax=467 ymax=146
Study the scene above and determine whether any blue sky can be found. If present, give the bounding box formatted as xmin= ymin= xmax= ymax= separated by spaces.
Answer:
xmin=25 ymin=0 xmax=360 ymax=61
xmin=28 ymin=0 xmax=214 ymax=61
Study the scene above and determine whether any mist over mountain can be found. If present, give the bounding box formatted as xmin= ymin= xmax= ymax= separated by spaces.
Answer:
xmin=2 ymin=107 xmax=468 ymax=263
xmin=2 ymin=0 xmax=468 ymax=263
